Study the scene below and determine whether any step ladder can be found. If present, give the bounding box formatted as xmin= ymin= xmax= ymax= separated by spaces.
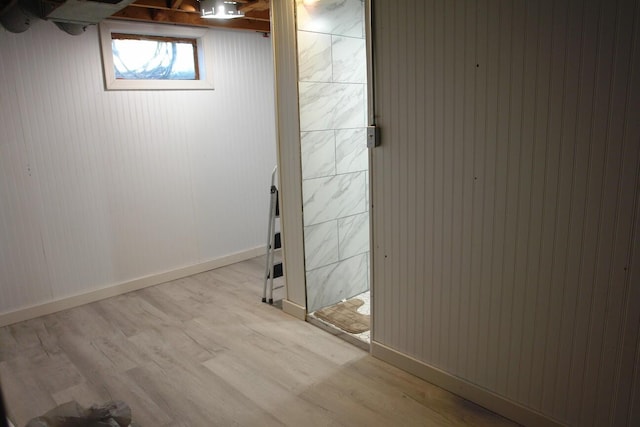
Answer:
xmin=262 ymin=166 xmax=283 ymax=304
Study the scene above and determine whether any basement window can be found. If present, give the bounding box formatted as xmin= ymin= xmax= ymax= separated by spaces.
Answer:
xmin=99 ymin=20 xmax=214 ymax=90
xmin=111 ymin=34 xmax=199 ymax=80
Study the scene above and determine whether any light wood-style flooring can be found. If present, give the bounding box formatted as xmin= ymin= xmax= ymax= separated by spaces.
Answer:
xmin=0 ymin=257 xmax=517 ymax=426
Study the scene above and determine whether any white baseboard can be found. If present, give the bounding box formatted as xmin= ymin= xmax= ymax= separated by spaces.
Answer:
xmin=0 ymin=246 xmax=265 ymax=328
xmin=282 ymin=299 xmax=306 ymax=320
xmin=371 ymin=341 xmax=565 ymax=427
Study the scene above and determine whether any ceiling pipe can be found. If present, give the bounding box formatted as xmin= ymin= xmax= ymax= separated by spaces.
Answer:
xmin=53 ymin=20 xmax=87 ymax=35
xmin=2 ymin=0 xmax=130 ymax=36
xmin=0 ymin=0 xmax=36 ymax=33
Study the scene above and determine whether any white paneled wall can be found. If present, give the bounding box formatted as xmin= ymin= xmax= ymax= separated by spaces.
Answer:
xmin=0 ymin=21 xmax=276 ymax=316
xmin=371 ymin=0 xmax=640 ymax=426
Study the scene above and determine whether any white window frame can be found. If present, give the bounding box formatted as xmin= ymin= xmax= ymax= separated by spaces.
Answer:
xmin=99 ymin=20 xmax=215 ymax=91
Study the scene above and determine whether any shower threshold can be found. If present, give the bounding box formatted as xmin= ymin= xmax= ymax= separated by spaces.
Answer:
xmin=307 ymin=290 xmax=370 ymax=351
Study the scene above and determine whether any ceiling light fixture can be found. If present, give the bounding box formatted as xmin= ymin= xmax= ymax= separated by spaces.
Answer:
xmin=199 ymin=0 xmax=245 ymax=19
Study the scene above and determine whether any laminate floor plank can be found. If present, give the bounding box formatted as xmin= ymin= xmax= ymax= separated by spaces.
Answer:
xmin=0 ymin=357 xmax=58 ymax=423
xmin=0 ymin=256 xmax=517 ymax=426
xmin=0 ymin=328 xmax=17 ymax=362
xmin=51 ymin=381 xmax=112 ymax=408
xmin=91 ymin=369 xmax=174 ymax=426
xmin=202 ymin=352 xmax=346 ymax=427
xmin=347 ymin=356 xmax=509 ymax=426
xmin=136 ymin=287 xmax=196 ymax=323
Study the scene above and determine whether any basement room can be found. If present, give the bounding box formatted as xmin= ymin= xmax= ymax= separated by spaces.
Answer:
xmin=1 ymin=0 xmax=639 ymax=426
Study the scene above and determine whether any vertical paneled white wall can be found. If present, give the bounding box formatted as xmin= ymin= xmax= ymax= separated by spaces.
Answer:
xmin=371 ymin=0 xmax=640 ymax=426
xmin=0 ymin=21 xmax=276 ymax=315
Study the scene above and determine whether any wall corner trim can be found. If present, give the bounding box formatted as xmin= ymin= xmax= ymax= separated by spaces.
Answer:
xmin=0 ymin=246 xmax=265 ymax=328
xmin=370 ymin=341 xmax=566 ymax=427
xmin=270 ymin=0 xmax=307 ymax=308
xmin=282 ymin=298 xmax=306 ymax=320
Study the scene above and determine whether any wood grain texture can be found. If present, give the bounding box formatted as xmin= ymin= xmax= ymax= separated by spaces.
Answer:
xmin=0 ymin=257 xmax=515 ymax=427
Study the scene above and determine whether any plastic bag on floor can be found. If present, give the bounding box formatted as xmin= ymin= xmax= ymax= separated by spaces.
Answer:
xmin=25 ymin=400 xmax=131 ymax=427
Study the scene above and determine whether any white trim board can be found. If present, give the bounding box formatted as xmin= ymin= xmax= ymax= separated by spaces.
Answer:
xmin=371 ymin=341 xmax=565 ymax=427
xmin=0 ymin=246 xmax=265 ymax=328
xmin=282 ymin=298 xmax=306 ymax=320
xmin=99 ymin=20 xmax=215 ymax=91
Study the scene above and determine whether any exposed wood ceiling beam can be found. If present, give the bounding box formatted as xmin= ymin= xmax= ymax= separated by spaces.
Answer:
xmin=239 ymin=0 xmax=269 ymax=13
xmin=113 ymin=0 xmax=271 ymax=32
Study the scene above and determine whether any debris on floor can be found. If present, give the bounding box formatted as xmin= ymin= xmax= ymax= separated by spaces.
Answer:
xmin=25 ymin=400 xmax=131 ymax=427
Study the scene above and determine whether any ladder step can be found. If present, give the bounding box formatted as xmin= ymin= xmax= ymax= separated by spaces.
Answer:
xmin=268 ymin=262 xmax=283 ymax=279
xmin=271 ymin=185 xmax=280 ymax=218
xmin=273 ymin=232 xmax=281 ymax=249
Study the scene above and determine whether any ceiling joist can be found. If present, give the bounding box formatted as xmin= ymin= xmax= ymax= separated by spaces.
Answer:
xmin=113 ymin=0 xmax=271 ymax=32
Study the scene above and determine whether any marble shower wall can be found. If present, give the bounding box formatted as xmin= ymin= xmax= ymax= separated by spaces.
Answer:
xmin=296 ymin=0 xmax=369 ymax=312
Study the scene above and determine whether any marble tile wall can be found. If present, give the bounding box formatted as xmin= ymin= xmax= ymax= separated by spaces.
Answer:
xmin=296 ymin=0 xmax=370 ymax=313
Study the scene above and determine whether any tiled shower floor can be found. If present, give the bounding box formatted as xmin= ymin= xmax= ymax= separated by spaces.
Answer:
xmin=308 ymin=290 xmax=370 ymax=350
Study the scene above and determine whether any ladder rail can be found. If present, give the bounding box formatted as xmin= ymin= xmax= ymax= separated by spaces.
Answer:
xmin=262 ymin=166 xmax=281 ymax=304
xmin=262 ymin=186 xmax=277 ymax=302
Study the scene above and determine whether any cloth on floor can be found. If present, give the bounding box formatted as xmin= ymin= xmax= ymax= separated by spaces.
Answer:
xmin=25 ymin=400 xmax=131 ymax=427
